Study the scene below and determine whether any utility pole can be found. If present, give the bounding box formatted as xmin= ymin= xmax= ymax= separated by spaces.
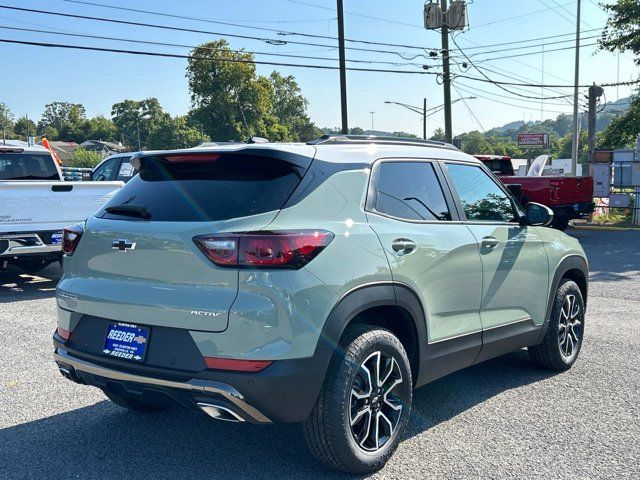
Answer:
xmin=440 ymin=0 xmax=453 ymax=144
xmin=369 ymin=111 xmax=375 ymax=131
xmin=423 ymin=98 xmax=427 ymax=140
xmin=570 ymin=0 xmax=582 ymax=175
xmin=136 ymin=116 xmax=141 ymax=151
xmin=587 ymin=84 xmax=604 ymax=163
xmin=337 ymin=0 xmax=348 ymax=134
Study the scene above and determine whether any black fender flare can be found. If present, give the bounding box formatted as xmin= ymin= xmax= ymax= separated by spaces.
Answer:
xmin=536 ymin=254 xmax=589 ymax=344
xmin=312 ymin=282 xmax=428 ymax=383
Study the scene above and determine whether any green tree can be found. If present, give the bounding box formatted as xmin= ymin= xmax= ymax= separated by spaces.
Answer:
xmin=430 ymin=127 xmax=445 ymax=142
xmin=13 ymin=116 xmax=36 ymax=140
xmin=85 ymin=115 xmax=117 ymax=141
xmin=39 ymin=102 xmax=86 ymax=137
xmin=0 ymin=102 xmax=15 ymax=139
xmin=112 ymin=98 xmax=169 ymax=149
xmin=598 ymin=0 xmax=640 ymax=149
xmin=68 ymin=148 xmax=103 ymax=168
xmin=187 ymin=39 xmax=300 ymax=142
xmin=268 ymin=71 xmax=320 ymax=141
xmin=147 ymin=116 xmax=210 ymax=149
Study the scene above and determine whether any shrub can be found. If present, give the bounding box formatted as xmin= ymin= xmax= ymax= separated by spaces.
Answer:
xmin=68 ymin=148 xmax=103 ymax=168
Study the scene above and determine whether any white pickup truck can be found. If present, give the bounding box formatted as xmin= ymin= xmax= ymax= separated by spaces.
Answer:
xmin=1 ymin=142 xmax=123 ymax=273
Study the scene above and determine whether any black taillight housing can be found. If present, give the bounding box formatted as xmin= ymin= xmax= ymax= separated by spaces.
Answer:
xmin=62 ymin=224 xmax=84 ymax=255
xmin=193 ymin=230 xmax=334 ymax=269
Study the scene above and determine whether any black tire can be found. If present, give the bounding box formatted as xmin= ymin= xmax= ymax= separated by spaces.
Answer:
xmin=303 ymin=326 xmax=413 ymax=474
xmin=529 ymin=279 xmax=585 ymax=370
xmin=102 ymin=388 xmax=168 ymax=413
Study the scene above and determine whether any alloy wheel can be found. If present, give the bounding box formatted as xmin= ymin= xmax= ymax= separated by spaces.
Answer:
xmin=349 ymin=351 xmax=404 ymax=452
xmin=558 ymin=293 xmax=582 ymax=360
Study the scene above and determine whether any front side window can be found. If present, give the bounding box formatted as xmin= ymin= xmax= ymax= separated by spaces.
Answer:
xmin=93 ymin=158 xmax=117 ymax=181
xmin=372 ymin=161 xmax=451 ymax=221
xmin=445 ymin=163 xmax=516 ymax=222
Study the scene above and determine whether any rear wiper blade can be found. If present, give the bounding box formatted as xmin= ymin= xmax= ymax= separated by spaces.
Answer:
xmin=105 ymin=204 xmax=151 ymax=219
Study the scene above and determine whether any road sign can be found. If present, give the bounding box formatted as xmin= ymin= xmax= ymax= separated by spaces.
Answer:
xmin=517 ymin=133 xmax=549 ymax=149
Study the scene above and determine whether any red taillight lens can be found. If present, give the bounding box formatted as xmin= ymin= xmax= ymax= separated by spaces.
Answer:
xmin=193 ymin=230 xmax=334 ymax=269
xmin=204 ymin=357 xmax=273 ymax=372
xmin=62 ymin=224 xmax=84 ymax=255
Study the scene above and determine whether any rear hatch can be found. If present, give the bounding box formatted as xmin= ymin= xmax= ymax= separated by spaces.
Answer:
xmin=59 ymin=147 xmax=315 ymax=332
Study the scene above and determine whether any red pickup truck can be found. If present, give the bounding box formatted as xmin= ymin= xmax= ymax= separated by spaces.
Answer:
xmin=475 ymin=155 xmax=595 ymax=230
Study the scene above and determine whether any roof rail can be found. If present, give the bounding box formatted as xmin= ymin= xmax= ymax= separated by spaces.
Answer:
xmin=307 ymin=134 xmax=459 ymax=150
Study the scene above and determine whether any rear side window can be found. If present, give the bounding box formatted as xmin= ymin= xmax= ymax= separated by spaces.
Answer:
xmin=100 ymin=155 xmax=302 ymax=222
xmin=371 ymin=161 xmax=451 ymax=221
xmin=116 ymin=157 xmax=135 ymax=181
xmin=445 ymin=163 xmax=516 ymax=222
xmin=0 ymin=153 xmax=59 ymax=180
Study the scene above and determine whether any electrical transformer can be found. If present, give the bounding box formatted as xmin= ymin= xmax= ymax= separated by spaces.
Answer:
xmin=424 ymin=1 xmax=443 ymax=29
xmin=446 ymin=1 xmax=467 ymax=30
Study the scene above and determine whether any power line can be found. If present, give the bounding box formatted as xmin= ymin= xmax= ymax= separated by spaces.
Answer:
xmin=0 ymin=4 xmax=434 ymax=58
xmin=61 ymin=0 xmax=436 ymax=52
xmin=454 ymin=81 xmax=577 ymax=107
xmin=0 ymin=24 xmax=428 ymax=68
xmin=458 ymin=34 xmax=601 ymax=59
xmin=471 ymin=41 xmax=600 ymax=64
xmin=456 ymin=27 xmax=602 ymax=52
xmin=454 ymin=84 xmax=575 ymax=115
xmin=453 ymin=84 xmax=485 ymax=132
xmin=472 ymin=1 xmax=575 ymax=28
xmin=1 ymin=36 xmax=636 ymax=90
xmin=285 ymin=0 xmax=424 ymax=29
xmin=451 ymin=35 xmax=572 ymax=100
xmin=0 ymin=37 xmax=442 ymax=74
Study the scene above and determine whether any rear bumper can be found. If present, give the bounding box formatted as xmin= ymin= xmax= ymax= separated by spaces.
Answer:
xmin=1 ymin=231 xmax=62 ymax=258
xmin=551 ymin=202 xmax=595 ymax=219
xmin=53 ymin=333 xmax=331 ymax=424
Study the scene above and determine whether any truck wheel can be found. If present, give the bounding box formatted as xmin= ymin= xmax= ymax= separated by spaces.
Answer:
xmin=102 ymin=388 xmax=168 ymax=413
xmin=529 ymin=279 xmax=585 ymax=370
xmin=303 ymin=326 xmax=412 ymax=474
xmin=552 ymin=216 xmax=569 ymax=230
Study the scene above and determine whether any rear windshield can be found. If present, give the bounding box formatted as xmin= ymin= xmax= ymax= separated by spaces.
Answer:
xmin=0 ymin=153 xmax=59 ymax=180
xmin=99 ymin=155 xmax=302 ymax=222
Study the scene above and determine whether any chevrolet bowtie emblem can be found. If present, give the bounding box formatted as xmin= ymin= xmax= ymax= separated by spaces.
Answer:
xmin=112 ymin=239 xmax=136 ymax=252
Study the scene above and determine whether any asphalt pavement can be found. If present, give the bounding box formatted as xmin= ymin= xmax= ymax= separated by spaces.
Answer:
xmin=1 ymin=229 xmax=639 ymax=479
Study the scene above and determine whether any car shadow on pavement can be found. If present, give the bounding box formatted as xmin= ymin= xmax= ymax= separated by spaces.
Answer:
xmin=0 ymin=264 xmax=61 ymax=303
xmin=0 ymin=350 xmax=558 ymax=480
xmin=407 ymin=349 xmax=558 ymax=439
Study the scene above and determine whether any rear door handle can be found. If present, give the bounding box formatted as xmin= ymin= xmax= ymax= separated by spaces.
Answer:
xmin=481 ymin=236 xmax=500 ymax=249
xmin=392 ymin=238 xmax=417 ymax=255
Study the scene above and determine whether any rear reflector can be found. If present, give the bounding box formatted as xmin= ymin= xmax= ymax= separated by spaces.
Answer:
xmin=57 ymin=327 xmax=72 ymax=340
xmin=194 ymin=230 xmax=334 ymax=269
xmin=62 ymin=224 xmax=84 ymax=255
xmin=204 ymin=357 xmax=273 ymax=372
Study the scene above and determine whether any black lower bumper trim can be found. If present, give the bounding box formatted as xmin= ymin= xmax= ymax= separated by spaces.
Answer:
xmin=53 ymin=334 xmax=331 ymax=424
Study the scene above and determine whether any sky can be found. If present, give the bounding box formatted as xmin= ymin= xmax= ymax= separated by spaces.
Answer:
xmin=0 ymin=0 xmax=638 ymax=139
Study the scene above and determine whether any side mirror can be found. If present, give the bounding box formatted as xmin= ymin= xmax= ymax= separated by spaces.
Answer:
xmin=506 ymin=183 xmax=522 ymax=201
xmin=526 ymin=202 xmax=554 ymax=227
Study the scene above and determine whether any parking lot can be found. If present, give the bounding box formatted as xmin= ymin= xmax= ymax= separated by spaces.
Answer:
xmin=1 ymin=229 xmax=638 ymax=479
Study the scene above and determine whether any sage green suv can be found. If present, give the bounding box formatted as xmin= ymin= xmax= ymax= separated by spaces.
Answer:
xmin=54 ymin=136 xmax=588 ymax=474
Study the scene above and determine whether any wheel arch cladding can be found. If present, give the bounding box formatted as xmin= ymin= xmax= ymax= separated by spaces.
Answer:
xmin=536 ymin=254 xmax=588 ymax=344
xmin=315 ymin=283 xmax=427 ymax=386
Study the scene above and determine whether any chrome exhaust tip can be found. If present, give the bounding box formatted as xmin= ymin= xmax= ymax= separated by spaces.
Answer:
xmin=197 ymin=402 xmax=245 ymax=422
